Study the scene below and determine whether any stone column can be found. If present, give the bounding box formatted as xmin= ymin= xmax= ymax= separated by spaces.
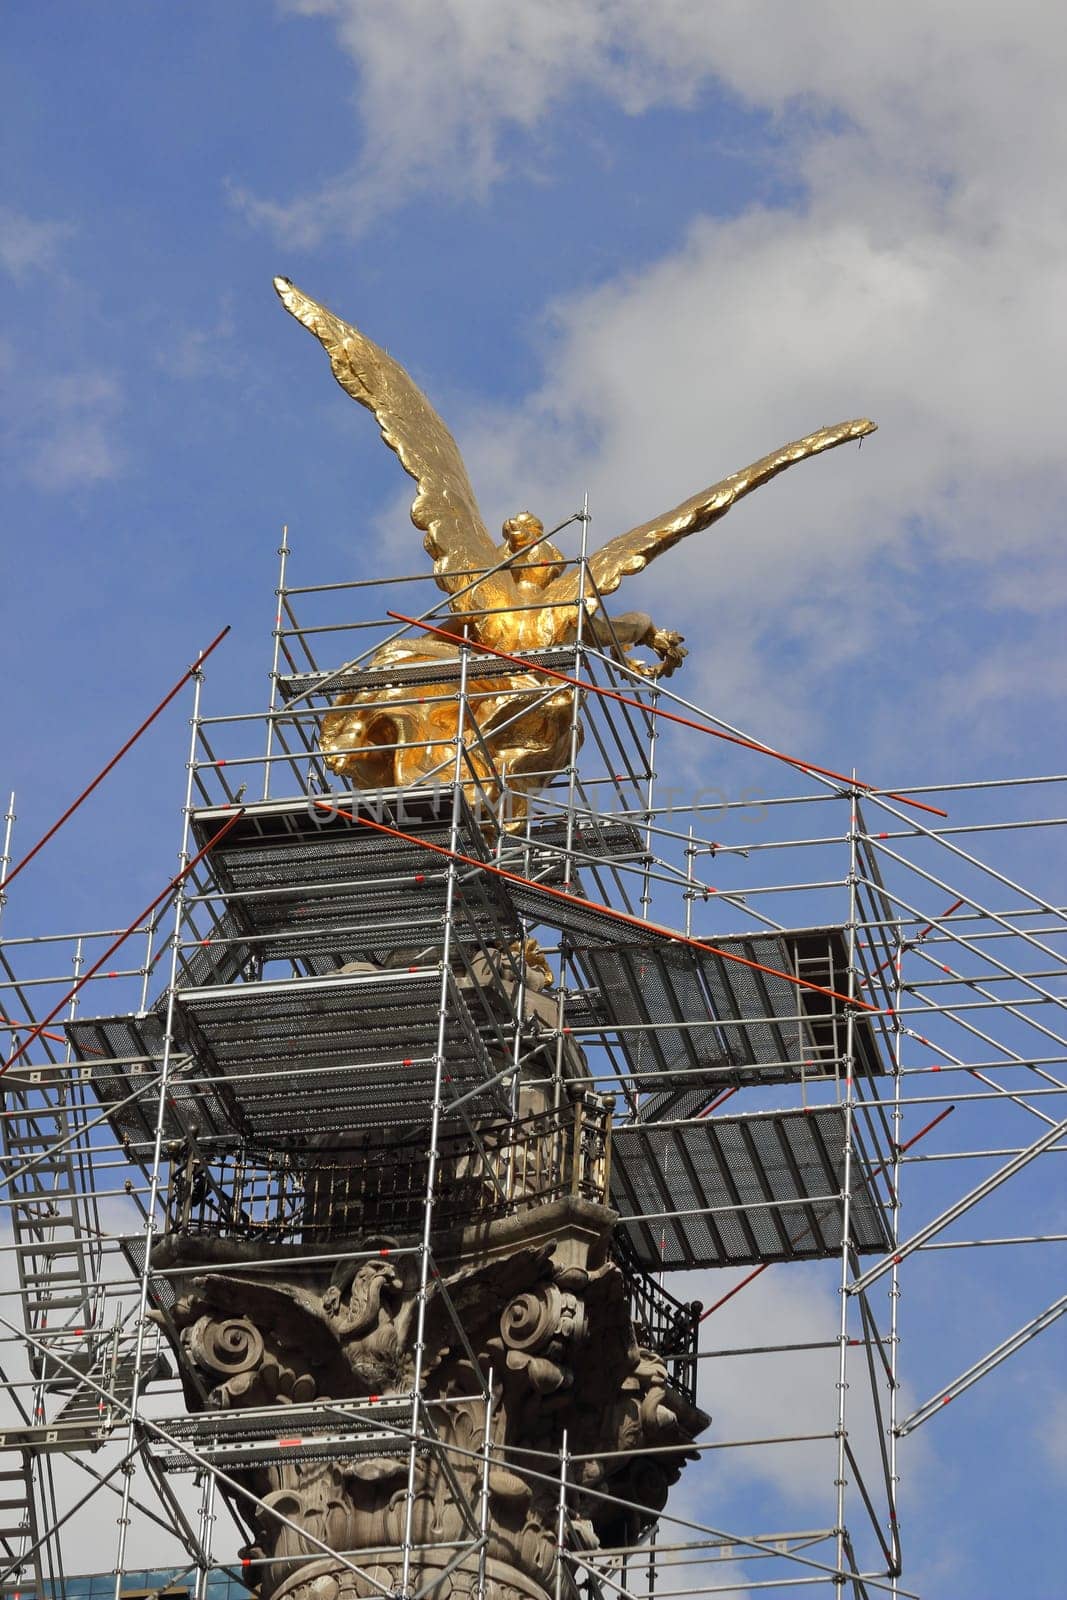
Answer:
xmin=155 ymin=1195 xmax=707 ymax=1600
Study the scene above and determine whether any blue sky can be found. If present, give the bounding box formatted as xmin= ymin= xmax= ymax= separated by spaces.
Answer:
xmin=2 ymin=2 xmax=1065 ymax=1594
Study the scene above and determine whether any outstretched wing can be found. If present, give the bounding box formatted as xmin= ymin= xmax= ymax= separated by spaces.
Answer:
xmin=550 ymin=418 xmax=876 ymax=607
xmin=274 ymin=277 xmax=515 ymax=608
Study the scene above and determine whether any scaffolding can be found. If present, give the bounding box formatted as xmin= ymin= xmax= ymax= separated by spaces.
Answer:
xmin=1 ymin=522 xmax=1064 ymax=1600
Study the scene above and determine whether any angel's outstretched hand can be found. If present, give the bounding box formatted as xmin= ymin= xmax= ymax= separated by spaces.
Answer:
xmin=629 ymin=625 xmax=687 ymax=679
xmin=648 ymin=626 xmax=688 ymax=677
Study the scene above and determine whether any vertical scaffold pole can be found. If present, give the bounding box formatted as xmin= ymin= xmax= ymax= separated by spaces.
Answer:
xmin=400 ymin=645 xmax=471 ymax=1600
xmin=555 ymin=1427 xmax=569 ymax=1600
xmin=263 ymin=524 xmax=290 ymax=799
xmin=194 ymin=1470 xmax=217 ymax=1600
xmin=641 ymin=687 xmax=660 ymax=921
xmin=139 ymin=913 xmax=159 ymax=1014
xmin=506 ymin=926 xmax=528 ymax=1194
xmin=476 ymin=1367 xmax=495 ymax=1600
xmin=563 ymin=494 xmax=591 ymax=875
xmin=888 ymin=923 xmax=905 ymax=1588
xmin=834 ymin=779 xmax=861 ymax=1582
xmin=554 ymin=499 xmax=591 ymax=1125
xmin=0 ymin=791 xmax=15 ymax=938
xmin=66 ymin=933 xmax=102 ymax=1318
xmin=684 ymin=824 xmax=696 ymax=938
xmin=111 ymin=666 xmax=205 ymax=1596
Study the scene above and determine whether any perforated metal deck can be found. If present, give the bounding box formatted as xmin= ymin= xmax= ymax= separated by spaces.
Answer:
xmin=172 ymin=969 xmax=500 ymax=1139
xmin=68 ymin=970 xmax=503 ymax=1146
xmin=611 ymin=1105 xmax=892 ymax=1270
xmin=700 ymin=928 xmax=881 ymax=1079
xmin=151 ymin=1397 xmax=417 ymax=1470
xmin=278 ymin=644 xmax=580 ymax=703
xmin=578 ymin=927 xmax=885 ymax=1101
xmin=64 ymin=1012 xmax=235 ymax=1151
xmin=189 ymin=788 xmax=519 ymax=966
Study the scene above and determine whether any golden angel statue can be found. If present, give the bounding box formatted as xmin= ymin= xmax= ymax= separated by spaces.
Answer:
xmin=275 ymin=277 xmax=873 ymax=821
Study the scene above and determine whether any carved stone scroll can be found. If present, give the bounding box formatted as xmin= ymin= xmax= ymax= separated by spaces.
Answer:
xmin=155 ymin=1197 xmax=707 ymax=1600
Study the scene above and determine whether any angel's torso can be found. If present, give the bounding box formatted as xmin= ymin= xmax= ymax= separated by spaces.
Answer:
xmin=460 ymin=541 xmax=579 ymax=655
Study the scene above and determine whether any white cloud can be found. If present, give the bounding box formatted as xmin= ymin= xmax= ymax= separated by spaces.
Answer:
xmin=255 ymin=2 xmax=1064 ymax=245
xmin=164 ymin=301 xmax=242 ymax=383
xmin=674 ymin=1262 xmax=919 ymax=1520
xmin=246 ymin=0 xmax=662 ymax=244
xmin=634 ymin=1260 xmax=938 ymax=1592
xmin=0 ymin=343 xmax=125 ymax=492
xmin=0 ymin=209 xmax=125 ymax=494
xmin=266 ymin=1 xmax=1067 ymax=749
xmin=1039 ymin=1389 xmax=1067 ymax=1481
xmin=0 ymin=207 xmax=73 ymax=280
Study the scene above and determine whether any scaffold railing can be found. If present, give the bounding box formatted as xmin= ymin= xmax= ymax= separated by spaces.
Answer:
xmin=0 ymin=537 xmax=1063 ymax=1600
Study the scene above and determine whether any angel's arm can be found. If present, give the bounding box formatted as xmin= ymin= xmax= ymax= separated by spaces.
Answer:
xmin=274 ymin=276 xmax=516 ymax=611
xmin=554 ymin=418 xmax=875 ymax=606
xmin=585 ymin=609 xmax=688 ymax=679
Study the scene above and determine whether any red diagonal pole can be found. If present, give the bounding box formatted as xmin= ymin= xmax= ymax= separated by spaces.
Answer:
xmin=868 ymin=895 xmax=968 ymax=979
xmin=698 ymin=1103 xmax=956 ymax=1322
xmin=0 ymin=809 xmax=244 ymax=1078
xmin=384 ymin=609 xmax=948 ymax=820
xmin=0 ymin=625 xmax=230 ymax=896
xmin=698 ymin=1087 xmax=739 ymax=1118
xmin=313 ymin=799 xmax=879 ymax=1015
xmin=0 ymin=1010 xmax=71 ymax=1052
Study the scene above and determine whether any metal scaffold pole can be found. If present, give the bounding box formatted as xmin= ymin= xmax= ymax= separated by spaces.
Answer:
xmin=110 ymin=663 xmax=206 ymax=1595
xmin=399 ymin=642 xmax=473 ymax=1600
xmin=833 ymin=781 xmax=861 ymax=1585
xmin=0 ymin=539 xmax=1061 ymax=1600
xmin=887 ymin=923 xmax=905 ymax=1591
xmin=0 ymin=792 xmax=15 ymax=938
xmin=263 ymin=524 xmax=291 ymax=801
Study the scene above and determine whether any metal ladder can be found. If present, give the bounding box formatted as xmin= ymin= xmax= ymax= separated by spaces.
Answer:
xmin=0 ymin=1052 xmax=100 ymax=1594
xmin=46 ymin=1329 xmax=171 ymax=1451
xmin=0 ymin=1449 xmax=42 ymax=1591
xmin=1 ymin=1068 xmax=99 ymax=1376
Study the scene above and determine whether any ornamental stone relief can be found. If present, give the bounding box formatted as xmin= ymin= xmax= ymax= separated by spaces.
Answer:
xmin=155 ymin=1191 xmax=707 ymax=1600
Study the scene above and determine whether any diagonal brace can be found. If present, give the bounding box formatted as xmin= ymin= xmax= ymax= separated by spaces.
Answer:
xmin=848 ymin=1112 xmax=1067 ymax=1296
xmin=897 ymin=1293 xmax=1067 ymax=1435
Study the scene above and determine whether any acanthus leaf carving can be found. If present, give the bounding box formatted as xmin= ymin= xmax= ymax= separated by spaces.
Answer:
xmin=158 ymin=1204 xmax=708 ymax=1600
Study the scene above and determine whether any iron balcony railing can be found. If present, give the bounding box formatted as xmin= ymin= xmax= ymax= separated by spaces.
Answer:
xmin=163 ymin=1094 xmax=613 ymax=1246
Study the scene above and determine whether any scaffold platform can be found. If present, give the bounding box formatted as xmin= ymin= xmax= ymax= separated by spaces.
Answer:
xmin=578 ymin=926 xmax=885 ymax=1096
xmin=151 ymin=1397 xmax=427 ymax=1471
xmin=188 ymin=788 xmax=520 ymax=966
xmin=610 ymin=1105 xmax=892 ymax=1270
xmin=277 ymin=642 xmax=580 ymax=701
xmin=65 ymin=1011 xmax=233 ymax=1151
xmin=67 ymin=968 xmax=504 ymax=1147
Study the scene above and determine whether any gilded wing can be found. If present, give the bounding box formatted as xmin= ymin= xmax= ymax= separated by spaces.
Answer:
xmin=274 ymin=277 xmax=516 ymax=609
xmin=549 ymin=418 xmax=876 ymax=606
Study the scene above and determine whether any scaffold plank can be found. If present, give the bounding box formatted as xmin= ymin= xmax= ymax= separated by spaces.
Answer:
xmin=1 ymin=1342 xmax=172 ymax=1455
xmin=67 ymin=969 xmax=504 ymax=1147
xmin=151 ymin=1397 xmax=418 ymax=1470
xmin=188 ymin=787 xmax=520 ymax=964
xmin=171 ymin=969 xmax=501 ymax=1139
xmin=578 ymin=927 xmax=885 ymax=1099
xmin=64 ymin=1012 xmax=234 ymax=1152
xmin=279 ymin=644 xmax=579 ymax=701
xmin=611 ymin=1105 xmax=891 ymax=1270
